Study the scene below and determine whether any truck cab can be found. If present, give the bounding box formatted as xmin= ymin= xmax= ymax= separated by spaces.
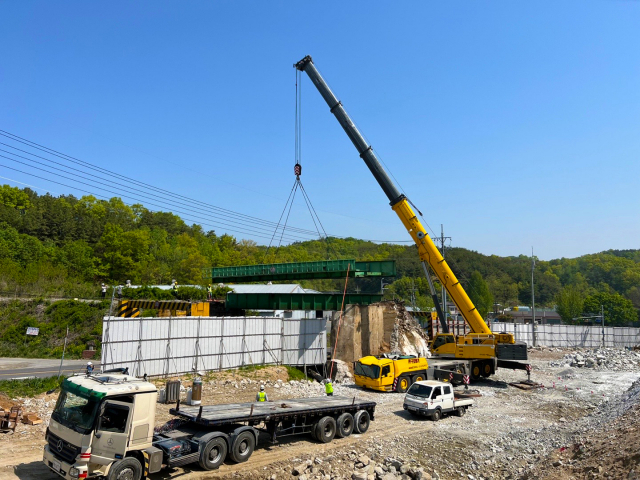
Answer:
xmin=354 ymin=354 xmax=429 ymax=393
xmin=403 ymin=380 xmax=473 ymax=420
xmin=44 ymin=373 xmax=157 ymax=480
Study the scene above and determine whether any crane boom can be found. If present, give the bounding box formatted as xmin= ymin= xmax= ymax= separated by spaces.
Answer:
xmin=295 ymin=55 xmax=492 ymax=336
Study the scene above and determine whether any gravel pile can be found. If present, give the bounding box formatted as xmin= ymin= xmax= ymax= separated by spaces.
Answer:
xmin=549 ymin=347 xmax=640 ymax=371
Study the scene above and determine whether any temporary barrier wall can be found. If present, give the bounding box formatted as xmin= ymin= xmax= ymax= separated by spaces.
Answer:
xmin=101 ymin=316 xmax=327 ymax=377
xmin=491 ymin=322 xmax=640 ymax=348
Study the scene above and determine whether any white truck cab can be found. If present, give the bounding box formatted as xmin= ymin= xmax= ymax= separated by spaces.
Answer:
xmin=44 ymin=373 xmax=157 ymax=480
xmin=402 ymin=380 xmax=473 ymax=421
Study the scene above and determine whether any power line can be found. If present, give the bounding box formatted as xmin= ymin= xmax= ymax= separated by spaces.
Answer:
xmin=0 ymin=129 xmax=415 ymax=244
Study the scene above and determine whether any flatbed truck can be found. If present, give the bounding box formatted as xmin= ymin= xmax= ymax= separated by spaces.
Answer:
xmin=44 ymin=373 xmax=376 ymax=480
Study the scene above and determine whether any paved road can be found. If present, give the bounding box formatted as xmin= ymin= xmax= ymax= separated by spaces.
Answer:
xmin=0 ymin=358 xmax=91 ymax=380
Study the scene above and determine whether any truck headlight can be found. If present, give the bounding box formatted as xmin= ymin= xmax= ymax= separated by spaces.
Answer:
xmin=69 ymin=467 xmax=79 ymax=478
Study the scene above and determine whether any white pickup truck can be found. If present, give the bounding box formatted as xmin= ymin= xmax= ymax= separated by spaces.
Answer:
xmin=402 ymin=380 xmax=473 ymax=421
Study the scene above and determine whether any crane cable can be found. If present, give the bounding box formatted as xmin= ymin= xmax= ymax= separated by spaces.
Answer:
xmin=263 ymin=69 xmax=338 ymax=262
xmin=329 ymin=262 xmax=350 ymax=380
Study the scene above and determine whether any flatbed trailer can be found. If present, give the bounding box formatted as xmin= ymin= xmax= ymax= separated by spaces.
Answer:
xmin=44 ymin=374 xmax=376 ymax=480
xmin=152 ymin=396 xmax=376 ymax=471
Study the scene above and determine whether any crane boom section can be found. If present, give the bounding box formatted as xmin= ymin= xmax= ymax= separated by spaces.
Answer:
xmin=295 ymin=55 xmax=491 ymax=335
xmin=392 ymin=199 xmax=491 ymax=334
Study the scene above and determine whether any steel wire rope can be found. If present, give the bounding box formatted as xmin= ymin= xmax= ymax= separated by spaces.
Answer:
xmin=0 ymin=154 xmax=308 ymax=241
xmin=0 ymin=141 xmax=322 ymax=239
xmin=262 ymin=180 xmax=299 ymax=263
xmin=0 ymin=130 xmax=414 ymax=243
xmin=0 ymin=161 xmax=303 ymax=242
xmin=0 ymin=146 xmax=314 ymax=241
xmin=274 ymin=182 xmax=300 ymax=257
xmin=0 ymin=130 xmax=326 ymax=239
xmin=297 ymin=181 xmax=340 ymax=260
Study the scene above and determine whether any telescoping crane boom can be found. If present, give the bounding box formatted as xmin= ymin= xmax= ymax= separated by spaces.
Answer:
xmin=295 ymin=55 xmax=528 ymax=373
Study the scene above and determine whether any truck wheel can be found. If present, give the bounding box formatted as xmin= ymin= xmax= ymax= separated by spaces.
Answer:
xmin=411 ymin=374 xmax=425 ymax=384
xmin=481 ymin=361 xmax=492 ymax=378
xmin=335 ymin=412 xmax=354 ymax=438
xmin=107 ymin=457 xmax=142 ymax=480
xmin=396 ymin=376 xmax=410 ymax=393
xmin=456 ymin=406 xmax=466 ymax=417
xmin=471 ymin=363 xmax=481 ymax=381
xmin=229 ymin=431 xmax=256 ymax=463
xmin=315 ymin=416 xmax=337 ymax=443
xmin=353 ymin=410 xmax=370 ymax=434
xmin=199 ymin=436 xmax=228 ymax=470
xmin=431 ymin=408 xmax=442 ymax=422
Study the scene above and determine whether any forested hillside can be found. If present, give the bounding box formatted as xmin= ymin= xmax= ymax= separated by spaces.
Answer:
xmin=1 ymin=185 xmax=638 ymax=326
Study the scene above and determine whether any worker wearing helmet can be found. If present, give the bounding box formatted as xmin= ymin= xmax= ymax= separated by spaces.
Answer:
xmin=256 ymin=385 xmax=268 ymax=402
xmin=324 ymin=378 xmax=334 ymax=396
xmin=86 ymin=362 xmax=94 ymax=375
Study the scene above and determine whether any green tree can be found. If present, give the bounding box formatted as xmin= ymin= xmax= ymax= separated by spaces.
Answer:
xmin=583 ymin=291 xmax=637 ymax=326
xmin=555 ymin=286 xmax=584 ymax=323
xmin=467 ymin=271 xmax=494 ymax=318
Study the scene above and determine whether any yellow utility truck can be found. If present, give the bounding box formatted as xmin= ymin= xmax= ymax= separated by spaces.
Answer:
xmin=296 ymin=55 xmax=531 ymax=384
xmin=354 ymin=354 xmax=429 ymax=393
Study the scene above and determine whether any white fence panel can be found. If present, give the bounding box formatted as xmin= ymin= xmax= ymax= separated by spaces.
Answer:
xmin=491 ymin=322 xmax=640 ymax=348
xmin=102 ymin=316 xmax=326 ymax=377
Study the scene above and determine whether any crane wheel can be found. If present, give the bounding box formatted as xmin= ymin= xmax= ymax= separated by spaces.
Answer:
xmin=411 ymin=374 xmax=425 ymax=384
xmin=481 ymin=362 xmax=492 ymax=378
xmin=396 ymin=376 xmax=410 ymax=393
xmin=471 ymin=364 xmax=481 ymax=381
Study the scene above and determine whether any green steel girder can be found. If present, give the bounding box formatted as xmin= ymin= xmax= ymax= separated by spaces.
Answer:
xmin=205 ymin=259 xmax=396 ymax=283
xmin=225 ymin=293 xmax=383 ymax=311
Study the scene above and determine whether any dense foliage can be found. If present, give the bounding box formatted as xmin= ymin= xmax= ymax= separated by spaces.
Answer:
xmin=1 ymin=185 xmax=638 ymax=326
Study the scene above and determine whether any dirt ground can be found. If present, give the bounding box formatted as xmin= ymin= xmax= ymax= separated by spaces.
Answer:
xmin=2 ymin=348 xmax=640 ymax=480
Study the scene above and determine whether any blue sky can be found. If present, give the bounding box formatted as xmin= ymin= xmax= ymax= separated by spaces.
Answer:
xmin=1 ymin=2 xmax=638 ymax=260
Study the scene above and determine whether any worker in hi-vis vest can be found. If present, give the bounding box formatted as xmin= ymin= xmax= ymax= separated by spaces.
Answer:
xmin=324 ymin=379 xmax=334 ymax=396
xmin=256 ymin=385 xmax=268 ymax=402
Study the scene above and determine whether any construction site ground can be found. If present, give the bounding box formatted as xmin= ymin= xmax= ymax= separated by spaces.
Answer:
xmin=2 ymin=347 xmax=640 ymax=480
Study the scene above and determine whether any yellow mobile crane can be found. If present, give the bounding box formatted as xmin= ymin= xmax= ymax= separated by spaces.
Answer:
xmin=296 ymin=56 xmax=530 ymax=383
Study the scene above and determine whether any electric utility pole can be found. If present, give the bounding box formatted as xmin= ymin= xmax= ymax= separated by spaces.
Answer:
xmin=437 ymin=225 xmax=451 ymax=324
xmin=531 ymin=247 xmax=536 ymax=347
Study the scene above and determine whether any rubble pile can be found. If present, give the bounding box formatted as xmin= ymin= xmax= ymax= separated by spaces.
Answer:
xmin=549 ymin=347 xmax=640 ymax=371
xmin=389 ymin=302 xmax=431 ymax=359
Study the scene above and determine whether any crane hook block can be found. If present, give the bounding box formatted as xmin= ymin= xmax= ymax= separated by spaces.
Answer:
xmin=294 ymin=163 xmax=302 ymax=177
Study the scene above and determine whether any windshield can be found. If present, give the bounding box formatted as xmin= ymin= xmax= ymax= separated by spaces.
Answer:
xmin=407 ymin=384 xmax=433 ymax=399
xmin=354 ymin=362 xmax=380 ymax=379
xmin=51 ymin=390 xmax=100 ymax=434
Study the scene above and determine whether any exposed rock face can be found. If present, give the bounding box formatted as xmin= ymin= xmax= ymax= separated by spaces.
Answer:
xmin=331 ymin=301 xmax=431 ymax=363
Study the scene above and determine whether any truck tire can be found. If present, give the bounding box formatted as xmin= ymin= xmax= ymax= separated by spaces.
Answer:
xmin=481 ymin=361 xmax=492 ymax=378
xmin=107 ymin=457 xmax=142 ymax=480
xmin=335 ymin=412 xmax=354 ymax=438
xmin=411 ymin=373 xmax=425 ymax=384
xmin=353 ymin=410 xmax=370 ymax=434
xmin=431 ymin=408 xmax=442 ymax=422
xmin=456 ymin=406 xmax=466 ymax=417
xmin=396 ymin=376 xmax=410 ymax=393
xmin=315 ymin=416 xmax=337 ymax=443
xmin=229 ymin=431 xmax=255 ymax=463
xmin=199 ymin=436 xmax=228 ymax=470
xmin=471 ymin=363 xmax=481 ymax=381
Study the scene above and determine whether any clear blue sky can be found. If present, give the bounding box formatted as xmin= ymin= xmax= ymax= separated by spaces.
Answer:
xmin=1 ymin=2 xmax=638 ymax=260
